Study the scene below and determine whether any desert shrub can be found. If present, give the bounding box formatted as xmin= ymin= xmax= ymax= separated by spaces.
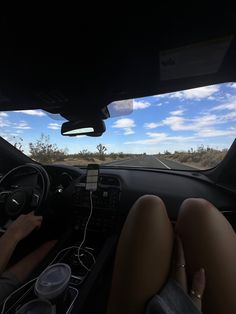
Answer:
xmin=109 ymin=153 xmax=118 ymax=160
xmin=118 ymin=152 xmax=124 ymax=158
xmin=159 ymin=146 xmax=228 ymax=168
xmin=78 ymin=149 xmax=94 ymax=161
xmin=177 ymin=153 xmax=191 ymax=163
xmin=200 ymin=149 xmax=226 ymax=168
xmin=11 ymin=136 xmax=24 ymax=153
xmin=29 ymin=134 xmax=68 ymax=163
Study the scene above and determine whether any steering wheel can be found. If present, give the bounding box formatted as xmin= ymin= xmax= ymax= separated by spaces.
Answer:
xmin=0 ymin=164 xmax=50 ymax=226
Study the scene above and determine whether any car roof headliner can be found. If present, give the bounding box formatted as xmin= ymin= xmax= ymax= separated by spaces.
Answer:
xmin=0 ymin=6 xmax=236 ymax=120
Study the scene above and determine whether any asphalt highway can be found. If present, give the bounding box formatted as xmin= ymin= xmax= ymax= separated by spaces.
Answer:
xmin=105 ymin=155 xmax=197 ymax=170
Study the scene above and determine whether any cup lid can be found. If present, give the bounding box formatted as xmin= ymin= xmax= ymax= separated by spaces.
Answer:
xmin=35 ymin=263 xmax=71 ymax=300
xmin=16 ymin=298 xmax=54 ymax=314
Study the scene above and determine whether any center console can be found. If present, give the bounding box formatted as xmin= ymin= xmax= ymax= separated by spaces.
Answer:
xmin=72 ymin=174 xmax=121 ymax=234
xmin=1 ymin=174 xmax=121 ymax=313
xmin=1 ymin=268 xmax=79 ymax=314
xmin=1 ymin=237 xmax=117 ymax=313
xmin=1 ymin=246 xmax=90 ymax=313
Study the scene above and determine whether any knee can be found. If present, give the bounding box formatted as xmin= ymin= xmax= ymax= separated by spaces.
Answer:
xmin=176 ymin=198 xmax=217 ymax=232
xmin=180 ymin=197 xmax=214 ymax=214
xmin=136 ymin=194 xmax=165 ymax=207
xmin=135 ymin=194 xmax=166 ymax=211
xmin=131 ymin=195 xmax=168 ymax=222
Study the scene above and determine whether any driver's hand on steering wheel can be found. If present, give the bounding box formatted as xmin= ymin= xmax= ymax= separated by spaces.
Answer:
xmin=6 ymin=212 xmax=43 ymax=243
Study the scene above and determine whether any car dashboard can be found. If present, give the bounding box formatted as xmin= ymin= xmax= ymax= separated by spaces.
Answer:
xmin=2 ymin=163 xmax=236 ymax=313
xmin=46 ymin=163 xmax=236 ymax=219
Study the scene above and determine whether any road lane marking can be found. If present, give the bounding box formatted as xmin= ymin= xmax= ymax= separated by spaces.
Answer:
xmin=155 ymin=157 xmax=171 ymax=169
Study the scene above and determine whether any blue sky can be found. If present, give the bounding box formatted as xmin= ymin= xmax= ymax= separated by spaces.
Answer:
xmin=1 ymin=82 xmax=236 ymax=155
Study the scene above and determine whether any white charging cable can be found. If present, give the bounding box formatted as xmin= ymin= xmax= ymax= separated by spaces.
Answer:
xmin=1 ymin=277 xmax=36 ymax=314
xmin=49 ymin=245 xmax=95 ymax=266
xmin=1 ymin=244 xmax=96 ymax=314
xmin=77 ymin=190 xmax=94 ymax=271
xmin=1 ymin=191 xmax=95 ymax=312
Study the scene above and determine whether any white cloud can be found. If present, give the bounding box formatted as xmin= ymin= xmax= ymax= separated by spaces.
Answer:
xmin=112 ymin=118 xmax=136 ymax=135
xmin=14 ymin=110 xmax=46 ymax=116
xmin=170 ymin=109 xmax=185 ymax=116
xmin=14 ymin=121 xmax=31 ymax=129
xmin=162 ymin=116 xmax=190 ymax=130
xmin=155 ymin=103 xmax=163 ymax=107
xmin=125 ymin=132 xmax=196 ymax=145
xmin=144 ymin=122 xmax=162 ymax=129
xmin=124 ymin=124 xmax=235 ymax=146
xmin=146 ymin=132 xmax=195 ymax=142
xmin=169 ymin=85 xmax=219 ymax=100
xmin=133 ymin=100 xmax=151 ymax=110
xmin=48 ymin=123 xmax=61 ymax=130
xmin=211 ymin=101 xmax=236 ymax=112
xmin=153 ymin=94 xmax=167 ymax=99
xmin=196 ymin=127 xmax=236 ymax=138
xmin=228 ymin=83 xmax=236 ymax=89
xmin=137 ymin=102 xmax=236 ymax=144
xmin=0 ymin=117 xmax=10 ymax=128
xmin=156 ymin=108 xmax=236 ymax=132
xmin=124 ymin=128 xmax=135 ymax=135
xmin=221 ymin=111 xmax=236 ymax=121
xmin=0 ymin=112 xmax=8 ymax=117
xmin=146 ymin=132 xmax=168 ymax=139
xmin=112 ymin=118 xmax=135 ymax=128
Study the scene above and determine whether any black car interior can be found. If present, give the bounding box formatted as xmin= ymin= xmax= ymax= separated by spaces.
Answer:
xmin=1 ymin=6 xmax=236 ymax=313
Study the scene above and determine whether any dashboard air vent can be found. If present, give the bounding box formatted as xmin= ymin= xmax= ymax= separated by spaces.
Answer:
xmin=99 ymin=176 xmax=120 ymax=186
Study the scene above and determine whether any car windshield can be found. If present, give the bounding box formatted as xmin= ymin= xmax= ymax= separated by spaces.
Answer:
xmin=0 ymin=82 xmax=236 ymax=170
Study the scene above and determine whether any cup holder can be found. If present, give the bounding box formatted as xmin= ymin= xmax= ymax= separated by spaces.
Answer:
xmin=1 ymin=246 xmax=96 ymax=313
xmin=1 ymin=264 xmax=78 ymax=314
xmin=52 ymin=247 xmax=95 ymax=282
xmin=15 ymin=299 xmax=54 ymax=314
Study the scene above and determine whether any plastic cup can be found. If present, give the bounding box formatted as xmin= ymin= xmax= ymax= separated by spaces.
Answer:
xmin=15 ymin=298 xmax=54 ymax=314
xmin=34 ymin=263 xmax=71 ymax=309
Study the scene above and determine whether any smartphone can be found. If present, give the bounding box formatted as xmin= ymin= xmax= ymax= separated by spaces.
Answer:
xmin=85 ymin=164 xmax=99 ymax=191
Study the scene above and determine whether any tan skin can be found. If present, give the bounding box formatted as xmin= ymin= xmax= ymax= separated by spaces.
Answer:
xmin=107 ymin=196 xmax=174 ymax=314
xmin=107 ymin=195 xmax=236 ymax=314
xmin=176 ymin=198 xmax=236 ymax=313
xmin=0 ymin=212 xmax=57 ymax=283
xmin=172 ymin=236 xmax=205 ymax=311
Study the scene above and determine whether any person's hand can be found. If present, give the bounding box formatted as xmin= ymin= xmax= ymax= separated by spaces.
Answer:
xmin=6 ymin=211 xmax=43 ymax=243
xmin=171 ymin=236 xmax=206 ymax=312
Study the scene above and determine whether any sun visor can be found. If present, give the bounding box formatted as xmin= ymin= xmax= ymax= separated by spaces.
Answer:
xmin=160 ymin=36 xmax=234 ymax=81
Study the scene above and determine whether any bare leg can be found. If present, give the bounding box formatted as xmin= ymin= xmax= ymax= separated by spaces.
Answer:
xmin=6 ymin=240 xmax=57 ymax=283
xmin=176 ymin=198 xmax=236 ymax=314
xmin=107 ymin=195 xmax=174 ymax=314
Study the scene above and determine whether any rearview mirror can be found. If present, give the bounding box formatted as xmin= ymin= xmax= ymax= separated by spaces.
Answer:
xmin=61 ymin=120 xmax=106 ymax=137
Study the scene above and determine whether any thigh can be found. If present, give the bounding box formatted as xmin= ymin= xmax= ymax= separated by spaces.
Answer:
xmin=6 ymin=240 xmax=57 ymax=283
xmin=107 ymin=195 xmax=174 ymax=314
xmin=0 ymin=271 xmax=21 ymax=303
xmin=176 ymin=198 xmax=236 ymax=314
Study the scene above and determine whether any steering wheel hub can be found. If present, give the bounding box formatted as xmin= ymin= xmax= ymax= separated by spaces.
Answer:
xmin=0 ymin=164 xmax=50 ymax=225
xmin=5 ymin=190 xmax=28 ymax=217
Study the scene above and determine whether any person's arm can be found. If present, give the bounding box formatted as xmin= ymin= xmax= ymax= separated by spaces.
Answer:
xmin=0 ymin=212 xmax=43 ymax=274
xmin=0 ymin=232 xmax=18 ymax=274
